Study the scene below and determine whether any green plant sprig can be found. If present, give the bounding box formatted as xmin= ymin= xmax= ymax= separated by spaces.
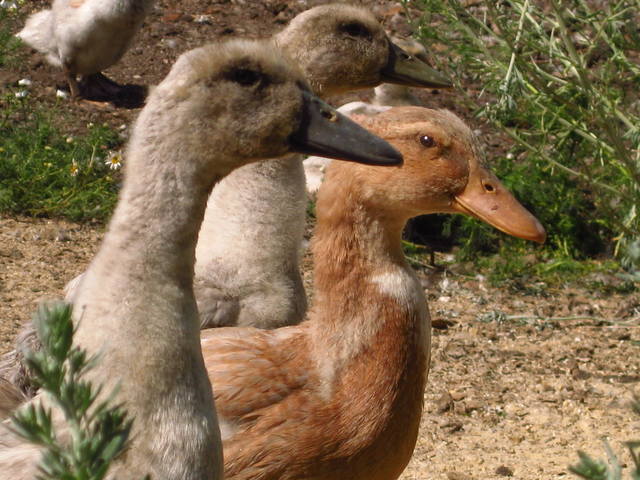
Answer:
xmin=10 ymin=303 xmax=134 ymax=480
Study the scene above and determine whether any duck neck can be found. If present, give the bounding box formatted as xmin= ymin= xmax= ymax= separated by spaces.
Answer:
xmin=99 ymin=155 xmax=216 ymax=292
xmin=72 ymin=107 xmax=225 ymax=478
xmin=310 ymin=177 xmax=429 ymax=365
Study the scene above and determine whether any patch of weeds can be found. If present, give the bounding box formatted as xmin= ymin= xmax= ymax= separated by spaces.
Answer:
xmin=0 ymin=91 xmax=122 ymax=222
xmin=468 ymin=240 xmax=634 ymax=291
xmin=410 ymin=0 xmax=640 ymax=278
xmin=0 ymin=7 xmax=122 ymax=222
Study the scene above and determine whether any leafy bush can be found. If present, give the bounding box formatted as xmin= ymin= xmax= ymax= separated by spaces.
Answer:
xmin=411 ymin=0 xmax=640 ymax=275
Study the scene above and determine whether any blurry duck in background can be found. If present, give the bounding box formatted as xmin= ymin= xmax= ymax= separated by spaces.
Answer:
xmin=16 ymin=0 xmax=153 ymax=102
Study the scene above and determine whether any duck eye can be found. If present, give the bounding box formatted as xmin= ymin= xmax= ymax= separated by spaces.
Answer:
xmin=340 ymin=22 xmax=371 ymax=39
xmin=419 ymin=135 xmax=436 ymax=148
xmin=227 ymin=68 xmax=264 ymax=87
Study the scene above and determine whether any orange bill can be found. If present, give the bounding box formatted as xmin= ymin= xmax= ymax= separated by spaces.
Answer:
xmin=452 ymin=161 xmax=546 ymax=243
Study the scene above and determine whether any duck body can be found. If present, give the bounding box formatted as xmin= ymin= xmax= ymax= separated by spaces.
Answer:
xmin=196 ymin=4 xmax=452 ymax=330
xmin=200 ymin=107 xmax=544 ymax=480
xmin=195 ymin=157 xmax=307 ymax=329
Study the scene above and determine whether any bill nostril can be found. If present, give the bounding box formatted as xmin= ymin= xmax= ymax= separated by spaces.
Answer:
xmin=483 ymin=181 xmax=495 ymax=193
xmin=321 ymin=108 xmax=338 ymax=122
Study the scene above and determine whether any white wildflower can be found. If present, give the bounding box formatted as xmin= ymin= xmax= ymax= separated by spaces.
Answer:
xmin=105 ymin=151 xmax=123 ymax=170
xmin=56 ymin=89 xmax=69 ymax=99
xmin=15 ymin=90 xmax=28 ymax=98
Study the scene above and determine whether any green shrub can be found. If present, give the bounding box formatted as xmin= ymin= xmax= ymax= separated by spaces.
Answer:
xmin=569 ymin=398 xmax=640 ymax=480
xmin=411 ymin=0 xmax=640 ymax=275
xmin=11 ymin=303 xmax=136 ymax=480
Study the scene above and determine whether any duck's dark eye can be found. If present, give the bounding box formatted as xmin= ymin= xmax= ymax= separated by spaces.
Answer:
xmin=340 ymin=22 xmax=371 ymax=39
xmin=227 ymin=68 xmax=264 ymax=87
xmin=419 ymin=135 xmax=436 ymax=148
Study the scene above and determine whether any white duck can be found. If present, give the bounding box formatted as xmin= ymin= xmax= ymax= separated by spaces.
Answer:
xmin=16 ymin=0 xmax=153 ymax=99
xmin=0 ymin=39 xmax=401 ymax=478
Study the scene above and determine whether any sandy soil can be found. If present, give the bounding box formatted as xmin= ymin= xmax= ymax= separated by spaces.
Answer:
xmin=2 ymin=0 xmax=640 ymax=479
xmin=1 ymin=215 xmax=639 ymax=479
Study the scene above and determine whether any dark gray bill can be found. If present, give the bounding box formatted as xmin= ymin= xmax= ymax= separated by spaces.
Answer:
xmin=381 ymin=40 xmax=452 ymax=89
xmin=290 ymin=91 xmax=403 ymax=166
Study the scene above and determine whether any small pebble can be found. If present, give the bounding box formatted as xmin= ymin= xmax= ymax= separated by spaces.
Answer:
xmin=447 ymin=472 xmax=473 ymax=480
xmin=17 ymin=78 xmax=32 ymax=86
xmin=495 ymin=466 xmax=513 ymax=477
xmin=164 ymin=38 xmax=178 ymax=49
xmin=194 ymin=14 xmax=213 ymax=24
xmin=56 ymin=89 xmax=69 ymax=98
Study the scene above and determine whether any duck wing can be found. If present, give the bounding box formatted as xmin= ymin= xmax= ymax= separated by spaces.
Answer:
xmin=201 ymin=326 xmax=311 ymax=433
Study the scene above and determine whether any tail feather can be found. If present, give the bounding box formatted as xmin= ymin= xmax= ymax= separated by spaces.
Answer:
xmin=0 ymin=325 xmax=41 ymax=401
xmin=16 ymin=10 xmax=61 ymax=67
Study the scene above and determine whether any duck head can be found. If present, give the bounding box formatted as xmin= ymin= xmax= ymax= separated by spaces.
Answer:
xmin=275 ymin=4 xmax=451 ymax=97
xmin=146 ymin=39 xmax=402 ymax=176
xmin=348 ymin=107 xmax=546 ymax=243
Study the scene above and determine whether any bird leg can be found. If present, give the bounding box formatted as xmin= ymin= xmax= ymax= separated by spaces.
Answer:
xmin=63 ymin=63 xmax=81 ymax=99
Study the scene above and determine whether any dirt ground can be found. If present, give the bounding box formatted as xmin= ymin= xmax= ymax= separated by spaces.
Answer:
xmin=2 ymin=0 xmax=640 ymax=479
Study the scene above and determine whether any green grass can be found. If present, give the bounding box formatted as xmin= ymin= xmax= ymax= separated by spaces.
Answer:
xmin=410 ymin=0 xmax=640 ymax=280
xmin=0 ymin=95 xmax=121 ymax=221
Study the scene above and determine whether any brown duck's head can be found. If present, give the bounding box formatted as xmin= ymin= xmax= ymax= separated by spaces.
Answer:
xmin=344 ymin=107 xmax=546 ymax=243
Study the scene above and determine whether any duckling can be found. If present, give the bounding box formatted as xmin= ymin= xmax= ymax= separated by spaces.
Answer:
xmin=16 ymin=0 xmax=154 ymax=100
xmin=194 ymin=4 xmax=452 ymax=330
xmin=0 ymin=39 xmax=402 ymax=477
xmin=201 ymin=107 xmax=544 ymax=480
